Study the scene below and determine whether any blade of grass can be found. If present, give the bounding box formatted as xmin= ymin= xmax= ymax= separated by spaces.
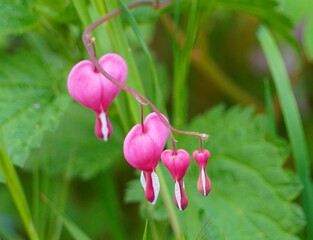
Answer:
xmin=257 ymin=25 xmax=313 ymax=239
xmin=0 ymin=134 xmax=39 ymax=240
xmin=172 ymin=0 xmax=207 ymax=127
xmin=41 ymin=194 xmax=92 ymax=240
xmin=142 ymin=219 xmax=148 ymax=240
xmin=100 ymin=0 xmax=148 ymax=124
xmin=118 ymin=0 xmax=166 ymax=112
xmin=264 ymin=78 xmax=277 ymax=135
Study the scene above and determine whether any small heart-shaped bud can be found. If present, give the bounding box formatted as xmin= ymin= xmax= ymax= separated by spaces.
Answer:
xmin=192 ymin=149 xmax=210 ymax=168
xmin=193 ymin=149 xmax=212 ymax=196
xmin=161 ymin=149 xmax=190 ymax=181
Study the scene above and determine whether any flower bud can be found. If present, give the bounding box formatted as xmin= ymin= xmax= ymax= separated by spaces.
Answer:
xmin=193 ymin=150 xmax=211 ymax=196
xmin=123 ymin=112 xmax=169 ymax=204
xmin=161 ymin=149 xmax=190 ymax=210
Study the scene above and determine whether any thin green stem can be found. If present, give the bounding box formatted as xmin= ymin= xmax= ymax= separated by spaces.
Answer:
xmin=257 ymin=25 xmax=313 ymax=240
xmin=157 ymin=166 xmax=182 ymax=240
xmin=0 ymin=137 xmax=39 ymax=240
xmin=172 ymin=0 xmax=203 ymax=127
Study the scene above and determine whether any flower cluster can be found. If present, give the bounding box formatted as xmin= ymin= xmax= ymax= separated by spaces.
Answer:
xmin=123 ymin=112 xmax=212 ymax=210
xmin=67 ymin=53 xmax=211 ymax=211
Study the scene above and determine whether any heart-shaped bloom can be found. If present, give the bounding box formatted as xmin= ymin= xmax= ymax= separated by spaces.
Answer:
xmin=193 ymin=150 xmax=211 ymax=196
xmin=161 ymin=149 xmax=190 ymax=210
xmin=123 ymin=112 xmax=169 ymax=204
xmin=67 ymin=53 xmax=127 ymax=141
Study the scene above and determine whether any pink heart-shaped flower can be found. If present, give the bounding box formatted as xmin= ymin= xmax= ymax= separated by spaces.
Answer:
xmin=67 ymin=53 xmax=127 ymax=112
xmin=123 ymin=112 xmax=169 ymax=171
xmin=67 ymin=53 xmax=127 ymax=140
xmin=161 ymin=149 xmax=190 ymax=181
xmin=193 ymin=150 xmax=212 ymax=196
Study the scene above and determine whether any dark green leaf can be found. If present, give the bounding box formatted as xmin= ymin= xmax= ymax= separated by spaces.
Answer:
xmin=0 ymin=48 xmax=71 ymax=181
xmin=126 ymin=105 xmax=305 ymax=239
xmin=181 ymin=106 xmax=304 ymax=239
xmin=26 ymin=103 xmax=123 ymax=179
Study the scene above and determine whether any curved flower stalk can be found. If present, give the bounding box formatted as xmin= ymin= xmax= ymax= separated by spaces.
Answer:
xmin=123 ymin=112 xmax=169 ymax=204
xmin=193 ymin=150 xmax=211 ymax=196
xmin=67 ymin=53 xmax=127 ymax=140
xmin=67 ymin=0 xmax=212 ymax=211
xmin=161 ymin=149 xmax=190 ymax=210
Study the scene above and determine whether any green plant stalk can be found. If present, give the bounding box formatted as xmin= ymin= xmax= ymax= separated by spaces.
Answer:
xmin=41 ymin=194 xmax=91 ymax=240
xmin=102 ymin=0 xmax=147 ymax=124
xmin=72 ymin=0 xmax=92 ymax=28
xmin=157 ymin=166 xmax=182 ymax=240
xmin=263 ymin=78 xmax=276 ymax=135
xmin=117 ymin=0 xmax=166 ymax=112
xmin=257 ymin=25 xmax=313 ymax=239
xmin=0 ymin=140 xmax=39 ymax=240
xmin=142 ymin=219 xmax=149 ymax=240
xmin=96 ymin=172 xmax=127 ymax=240
xmin=173 ymin=0 xmax=202 ymax=128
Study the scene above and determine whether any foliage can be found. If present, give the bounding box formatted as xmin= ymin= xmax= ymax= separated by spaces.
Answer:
xmin=0 ymin=0 xmax=312 ymax=239
xmin=126 ymin=105 xmax=305 ymax=239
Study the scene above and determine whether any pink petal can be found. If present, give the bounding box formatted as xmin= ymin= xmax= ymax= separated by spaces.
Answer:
xmin=67 ymin=60 xmax=103 ymax=112
xmin=123 ymin=112 xmax=169 ymax=171
xmin=193 ymin=150 xmax=210 ymax=168
xmin=98 ymin=53 xmax=128 ymax=110
xmin=161 ymin=149 xmax=190 ymax=181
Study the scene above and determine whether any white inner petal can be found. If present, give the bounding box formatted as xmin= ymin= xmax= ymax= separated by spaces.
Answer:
xmin=99 ymin=111 xmax=109 ymax=141
xmin=140 ymin=171 xmax=146 ymax=190
xmin=175 ymin=180 xmax=182 ymax=211
xmin=201 ymin=168 xmax=206 ymax=196
xmin=151 ymin=171 xmax=160 ymax=205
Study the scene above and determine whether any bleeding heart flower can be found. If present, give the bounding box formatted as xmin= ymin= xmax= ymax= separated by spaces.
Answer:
xmin=67 ymin=53 xmax=127 ymax=141
xmin=161 ymin=149 xmax=190 ymax=210
xmin=193 ymin=150 xmax=211 ymax=196
xmin=123 ymin=112 xmax=169 ymax=204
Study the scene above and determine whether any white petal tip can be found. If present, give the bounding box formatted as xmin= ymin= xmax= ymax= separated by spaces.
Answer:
xmin=151 ymin=171 xmax=160 ymax=205
xmin=99 ymin=111 xmax=109 ymax=141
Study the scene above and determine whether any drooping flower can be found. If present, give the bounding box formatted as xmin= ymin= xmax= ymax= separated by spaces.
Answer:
xmin=67 ymin=53 xmax=127 ymax=141
xmin=161 ymin=149 xmax=190 ymax=210
xmin=193 ymin=150 xmax=211 ymax=196
xmin=123 ymin=112 xmax=169 ymax=204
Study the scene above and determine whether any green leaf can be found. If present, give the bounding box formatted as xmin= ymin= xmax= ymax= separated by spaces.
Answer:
xmin=26 ymin=103 xmax=123 ymax=179
xmin=257 ymin=25 xmax=313 ymax=239
xmin=182 ymin=106 xmax=304 ymax=239
xmin=41 ymin=194 xmax=92 ymax=240
xmin=126 ymin=105 xmax=305 ymax=239
xmin=0 ymin=48 xmax=71 ymax=181
xmin=0 ymin=0 xmax=38 ymax=35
